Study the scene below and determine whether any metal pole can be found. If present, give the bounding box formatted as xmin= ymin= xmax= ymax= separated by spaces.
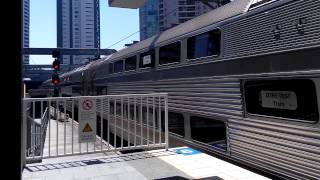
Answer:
xmin=121 ymin=97 xmax=123 ymax=149
xmin=48 ymin=100 xmax=51 ymax=157
xmin=107 ymin=98 xmax=110 ymax=150
xmin=147 ymin=97 xmax=149 ymax=147
xmin=153 ymin=96 xmax=155 ymax=145
xmin=114 ymin=99 xmax=117 ymax=150
xmin=64 ymin=100 xmax=66 ymax=155
xmin=158 ymin=96 xmax=161 ymax=144
xmin=128 ymin=97 xmax=130 ymax=148
xmin=101 ymin=98 xmax=103 ymax=151
xmin=56 ymin=100 xmax=58 ymax=156
xmin=22 ymin=101 xmax=27 ymax=168
xmin=40 ymin=101 xmax=43 ymax=157
xmin=140 ymin=97 xmax=143 ymax=145
xmin=134 ymin=97 xmax=136 ymax=147
xmin=164 ymin=95 xmax=169 ymax=151
xmin=72 ymin=101 xmax=74 ymax=154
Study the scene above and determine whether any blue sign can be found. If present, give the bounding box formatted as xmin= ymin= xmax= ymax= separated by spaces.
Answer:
xmin=175 ymin=148 xmax=202 ymax=156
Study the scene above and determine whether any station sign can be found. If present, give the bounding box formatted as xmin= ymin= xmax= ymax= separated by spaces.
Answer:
xmin=79 ymin=98 xmax=97 ymax=142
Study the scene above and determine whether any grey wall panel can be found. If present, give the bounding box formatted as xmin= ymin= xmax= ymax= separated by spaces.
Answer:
xmin=106 ymin=72 xmax=320 ymax=179
xmin=223 ymin=0 xmax=320 ymax=59
xmin=228 ymin=117 xmax=320 ymax=179
xmin=107 ymin=77 xmax=242 ymax=119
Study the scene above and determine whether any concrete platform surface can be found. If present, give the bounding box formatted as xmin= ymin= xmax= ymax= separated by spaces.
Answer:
xmin=23 ymin=147 xmax=270 ymax=180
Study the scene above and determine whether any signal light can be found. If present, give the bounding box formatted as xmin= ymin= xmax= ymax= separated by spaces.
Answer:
xmin=52 ymin=74 xmax=60 ymax=85
xmin=52 ymin=59 xmax=60 ymax=70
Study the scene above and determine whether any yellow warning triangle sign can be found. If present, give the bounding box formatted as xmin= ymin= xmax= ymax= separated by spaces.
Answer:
xmin=83 ymin=123 xmax=93 ymax=132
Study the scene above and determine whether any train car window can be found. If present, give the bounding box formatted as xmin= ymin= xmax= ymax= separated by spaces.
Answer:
xmin=125 ymin=56 xmax=136 ymax=71
xmin=190 ymin=116 xmax=227 ymax=151
xmin=159 ymin=42 xmax=181 ymax=65
xmin=139 ymin=50 xmax=155 ymax=68
xmin=114 ymin=60 xmax=124 ymax=73
xmin=161 ymin=112 xmax=184 ymax=137
xmin=109 ymin=63 xmax=114 ymax=74
xmin=187 ymin=29 xmax=221 ymax=59
xmin=244 ymin=79 xmax=319 ymax=122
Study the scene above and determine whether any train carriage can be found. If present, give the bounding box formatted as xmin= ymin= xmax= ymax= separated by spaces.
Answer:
xmin=42 ymin=0 xmax=320 ymax=179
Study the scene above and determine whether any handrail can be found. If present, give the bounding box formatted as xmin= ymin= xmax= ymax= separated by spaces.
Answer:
xmin=23 ymin=93 xmax=169 ymax=163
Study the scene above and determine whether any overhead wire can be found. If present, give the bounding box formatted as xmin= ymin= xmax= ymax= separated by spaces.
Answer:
xmin=105 ymin=5 xmax=181 ymax=49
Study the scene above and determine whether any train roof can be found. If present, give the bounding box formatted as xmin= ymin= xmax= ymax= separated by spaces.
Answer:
xmin=42 ymin=0 xmax=279 ymax=86
xmin=108 ymin=0 xmax=253 ymax=62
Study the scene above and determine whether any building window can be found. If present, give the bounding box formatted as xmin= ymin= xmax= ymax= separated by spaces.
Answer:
xmin=190 ymin=116 xmax=227 ymax=151
xmin=139 ymin=50 xmax=155 ymax=68
xmin=125 ymin=56 xmax=136 ymax=71
xmin=114 ymin=60 xmax=124 ymax=73
xmin=159 ymin=42 xmax=181 ymax=65
xmin=244 ymin=79 xmax=319 ymax=122
xmin=187 ymin=29 xmax=221 ymax=59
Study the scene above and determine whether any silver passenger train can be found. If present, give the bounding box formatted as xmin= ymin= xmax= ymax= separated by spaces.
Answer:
xmin=42 ymin=0 xmax=320 ymax=179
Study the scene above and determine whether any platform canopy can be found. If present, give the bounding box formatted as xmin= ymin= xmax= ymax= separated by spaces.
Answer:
xmin=108 ymin=0 xmax=147 ymax=9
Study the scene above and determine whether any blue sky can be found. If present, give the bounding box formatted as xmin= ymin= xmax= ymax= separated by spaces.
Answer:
xmin=29 ymin=0 xmax=140 ymax=64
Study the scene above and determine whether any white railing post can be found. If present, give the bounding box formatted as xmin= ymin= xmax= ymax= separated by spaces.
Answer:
xmin=164 ymin=94 xmax=169 ymax=150
xmin=21 ymin=101 xmax=27 ymax=168
xmin=22 ymin=93 xmax=169 ymax=159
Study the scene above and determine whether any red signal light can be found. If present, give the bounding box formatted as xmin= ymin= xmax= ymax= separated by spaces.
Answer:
xmin=52 ymin=74 xmax=60 ymax=85
xmin=53 ymin=80 xmax=59 ymax=84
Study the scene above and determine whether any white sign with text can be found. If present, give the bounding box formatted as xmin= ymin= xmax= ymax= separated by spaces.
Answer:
xmin=261 ymin=90 xmax=298 ymax=110
xmin=143 ymin=55 xmax=151 ymax=65
xmin=78 ymin=99 xmax=97 ymax=142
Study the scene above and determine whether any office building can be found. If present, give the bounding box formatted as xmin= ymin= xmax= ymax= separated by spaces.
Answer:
xmin=23 ymin=0 xmax=30 ymax=64
xmin=140 ymin=0 xmax=220 ymax=40
xmin=57 ymin=0 xmax=100 ymax=65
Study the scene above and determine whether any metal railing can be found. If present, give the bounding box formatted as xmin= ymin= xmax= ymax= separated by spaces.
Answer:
xmin=22 ymin=93 xmax=168 ymax=164
xmin=25 ymin=104 xmax=50 ymax=163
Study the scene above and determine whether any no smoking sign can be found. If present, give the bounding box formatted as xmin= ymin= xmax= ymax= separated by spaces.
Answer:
xmin=82 ymin=99 xmax=93 ymax=110
xmin=79 ymin=98 xmax=96 ymax=142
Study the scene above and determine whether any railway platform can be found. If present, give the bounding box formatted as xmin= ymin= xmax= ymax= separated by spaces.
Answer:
xmin=22 ymin=147 xmax=270 ymax=180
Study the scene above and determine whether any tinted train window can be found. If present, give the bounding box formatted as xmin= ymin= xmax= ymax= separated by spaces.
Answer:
xmin=244 ymin=79 xmax=319 ymax=122
xmin=190 ymin=116 xmax=227 ymax=151
xmin=161 ymin=112 xmax=184 ymax=137
xmin=125 ymin=56 xmax=136 ymax=71
xmin=139 ymin=50 xmax=155 ymax=68
xmin=114 ymin=60 xmax=123 ymax=73
xmin=187 ymin=29 xmax=221 ymax=59
xmin=159 ymin=42 xmax=181 ymax=65
xmin=109 ymin=63 xmax=113 ymax=74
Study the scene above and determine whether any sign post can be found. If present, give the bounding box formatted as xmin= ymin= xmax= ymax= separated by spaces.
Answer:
xmin=78 ymin=99 xmax=97 ymax=142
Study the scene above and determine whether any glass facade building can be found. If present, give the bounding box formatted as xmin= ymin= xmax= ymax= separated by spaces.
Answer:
xmin=139 ymin=0 xmax=159 ymax=40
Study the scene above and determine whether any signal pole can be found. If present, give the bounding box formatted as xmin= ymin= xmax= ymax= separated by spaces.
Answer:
xmin=52 ymin=50 xmax=61 ymax=120
xmin=52 ymin=50 xmax=61 ymax=97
